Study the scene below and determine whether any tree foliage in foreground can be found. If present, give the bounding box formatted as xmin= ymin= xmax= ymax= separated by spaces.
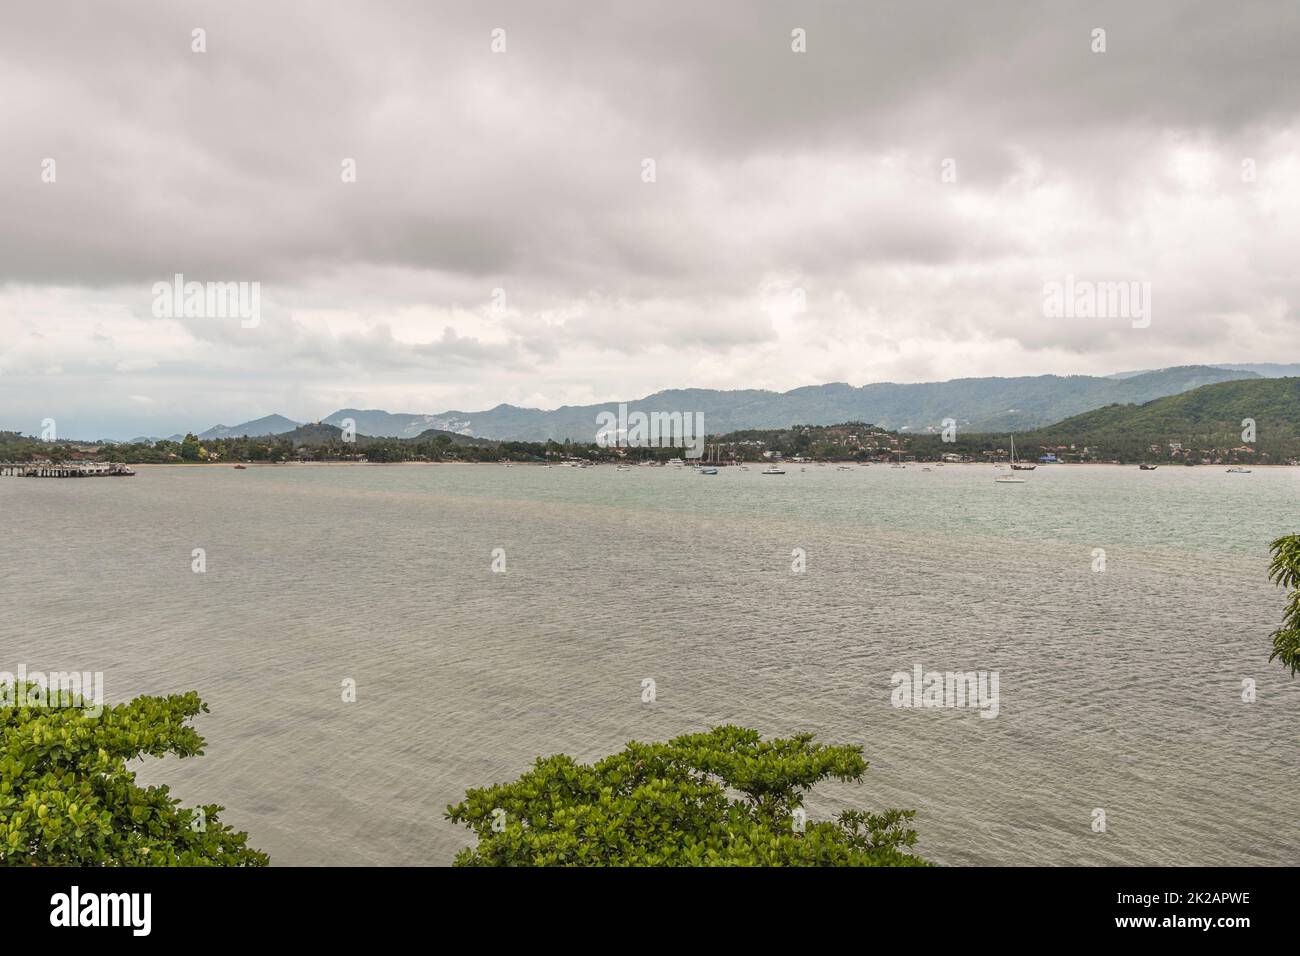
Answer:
xmin=0 ymin=688 xmax=267 ymax=866
xmin=446 ymin=725 xmax=926 ymax=866
xmin=1268 ymin=535 xmax=1300 ymax=676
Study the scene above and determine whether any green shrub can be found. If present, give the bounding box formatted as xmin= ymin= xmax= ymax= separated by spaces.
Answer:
xmin=0 ymin=688 xmax=267 ymax=866
xmin=447 ymin=725 xmax=927 ymax=866
xmin=1269 ymin=535 xmax=1300 ymax=676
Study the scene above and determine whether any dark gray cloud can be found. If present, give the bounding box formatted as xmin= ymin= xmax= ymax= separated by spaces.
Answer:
xmin=4 ymin=0 xmax=1295 ymax=285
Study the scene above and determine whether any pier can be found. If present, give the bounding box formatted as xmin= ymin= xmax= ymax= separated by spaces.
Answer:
xmin=0 ymin=462 xmax=135 ymax=477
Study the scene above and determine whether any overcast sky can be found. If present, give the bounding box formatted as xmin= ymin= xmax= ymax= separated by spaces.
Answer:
xmin=2 ymin=0 xmax=1298 ymax=438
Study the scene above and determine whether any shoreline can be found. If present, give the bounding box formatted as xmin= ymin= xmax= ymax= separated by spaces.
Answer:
xmin=123 ymin=460 xmax=1300 ymax=469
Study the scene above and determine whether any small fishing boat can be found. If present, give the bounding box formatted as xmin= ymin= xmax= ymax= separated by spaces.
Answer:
xmin=1139 ymin=463 xmax=1157 ymax=470
xmin=1226 ymin=466 xmax=1252 ymax=474
xmin=234 ymin=464 xmax=247 ymax=470
xmin=761 ymin=464 xmax=786 ymax=475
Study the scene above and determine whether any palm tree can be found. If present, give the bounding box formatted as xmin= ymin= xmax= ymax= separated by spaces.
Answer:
xmin=1267 ymin=535 xmax=1300 ymax=676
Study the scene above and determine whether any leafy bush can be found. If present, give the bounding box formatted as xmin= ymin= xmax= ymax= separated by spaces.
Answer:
xmin=446 ymin=725 xmax=927 ymax=866
xmin=0 ymin=688 xmax=267 ymax=866
xmin=1268 ymin=535 xmax=1300 ymax=676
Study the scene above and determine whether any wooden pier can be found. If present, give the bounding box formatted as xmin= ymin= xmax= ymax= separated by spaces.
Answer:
xmin=0 ymin=462 xmax=135 ymax=477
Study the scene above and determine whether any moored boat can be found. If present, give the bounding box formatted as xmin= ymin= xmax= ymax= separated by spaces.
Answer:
xmin=995 ymin=435 xmax=1028 ymax=483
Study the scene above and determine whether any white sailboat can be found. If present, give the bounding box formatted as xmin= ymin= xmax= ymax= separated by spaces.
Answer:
xmin=995 ymin=435 xmax=1027 ymax=483
xmin=700 ymin=444 xmax=719 ymax=475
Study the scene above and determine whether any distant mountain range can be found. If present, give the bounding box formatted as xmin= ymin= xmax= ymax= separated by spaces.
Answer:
xmin=189 ymin=410 xmax=469 ymax=442
xmin=197 ymin=414 xmax=301 ymax=441
xmin=320 ymin=409 xmax=454 ymax=440
xmin=172 ymin=364 xmax=1258 ymax=443
xmin=1105 ymin=362 xmax=1300 ymax=380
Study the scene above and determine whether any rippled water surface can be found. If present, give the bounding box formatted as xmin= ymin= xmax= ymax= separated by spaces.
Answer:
xmin=3 ymin=462 xmax=1298 ymax=865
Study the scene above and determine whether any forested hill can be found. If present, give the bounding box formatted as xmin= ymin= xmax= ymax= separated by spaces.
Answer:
xmin=904 ymin=377 xmax=1300 ymax=463
xmin=1030 ymin=377 xmax=1300 ymax=450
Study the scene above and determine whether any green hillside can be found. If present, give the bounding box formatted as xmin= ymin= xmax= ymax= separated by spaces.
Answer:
xmin=1027 ymin=377 xmax=1300 ymax=460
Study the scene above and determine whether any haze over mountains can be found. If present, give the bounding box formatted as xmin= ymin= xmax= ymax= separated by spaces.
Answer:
xmin=158 ymin=364 xmax=1278 ymax=444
